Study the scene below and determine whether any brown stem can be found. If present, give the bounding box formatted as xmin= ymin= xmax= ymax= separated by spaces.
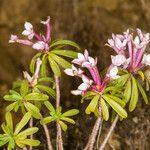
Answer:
xmin=29 ymin=117 xmax=33 ymax=150
xmin=43 ymin=124 xmax=53 ymax=150
xmin=55 ymin=76 xmax=63 ymax=150
xmin=84 ymin=117 xmax=102 ymax=150
xmin=98 ymin=115 xmax=119 ymax=150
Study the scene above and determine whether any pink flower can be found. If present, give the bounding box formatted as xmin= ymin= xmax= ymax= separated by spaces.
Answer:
xmin=32 ymin=41 xmax=49 ymax=51
xmin=9 ymin=16 xmax=51 ymax=52
xmin=71 ymin=75 xmax=93 ymax=96
xmin=22 ymin=22 xmax=34 ymax=40
xmin=23 ymin=58 xmax=42 ymax=87
xmin=107 ymin=66 xmax=120 ymax=80
xmin=142 ymin=54 xmax=150 ymax=66
xmin=108 ymin=29 xmax=150 ymax=72
xmin=107 ymin=34 xmax=127 ymax=53
xmin=64 ymin=65 xmax=83 ymax=76
xmin=111 ymin=54 xmax=130 ymax=67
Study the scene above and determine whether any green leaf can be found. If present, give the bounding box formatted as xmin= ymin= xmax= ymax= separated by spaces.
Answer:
xmin=41 ymin=54 xmax=47 ymax=77
xmin=0 ymin=134 xmax=9 ymax=147
xmin=1 ymin=123 xmax=10 ymax=134
xmin=115 ymin=74 xmax=130 ymax=87
xmin=40 ymin=117 xmax=54 ymax=125
xmin=51 ymin=50 xmax=78 ymax=58
xmin=50 ymin=39 xmax=80 ymax=50
xmin=17 ymin=139 xmax=40 ymax=146
xmin=38 ymin=77 xmax=54 ymax=84
xmin=44 ymin=101 xmax=55 ymax=113
xmin=6 ymin=102 xmax=17 ymax=112
xmin=14 ymin=112 xmax=31 ymax=135
xmin=20 ymin=80 xmax=29 ymax=96
xmin=9 ymin=90 xmax=20 ymax=96
xmin=12 ymin=80 xmax=22 ymax=89
xmin=48 ymin=55 xmax=61 ymax=77
xmin=129 ymin=77 xmax=138 ymax=112
xmin=24 ymin=93 xmax=49 ymax=101
xmin=49 ymin=53 xmax=71 ymax=68
xmin=101 ymin=98 xmax=109 ymax=121
xmin=17 ymin=127 xmax=39 ymax=137
xmin=137 ymin=71 xmax=145 ymax=81
xmin=104 ymin=86 xmax=122 ymax=94
xmin=81 ymin=91 xmax=96 ymax=103
xmin=30 ymin=53 xmax=42 ymax=74
xmin=85 ymin=95 xmax=100 ymax=114
xmin=59 ymin=121 xmax=68 ymax=132
xmin=4 ymin=94 xmax=22 ymax=101
xmin=60 ymin=117 xmax=75 ymax=124
xmin=36 ymin=85 xmax=56 ymax=99
xmin=24 ymin=102 xmax=41 ymax=119
xmin=5 ymin=112 xmax=13 ymax=133
xmin=61 ymin=109 xmax=79 ymax=117
xmin=16 ymin=140 xmax=25 ymax=148
xmin=104 ymin=94 xmax=126 ymax=106
xmin=124 ymin=79 xmax=131 ymax=103
xmin=103 ymin=95 xmax=127 ymax=118
xmin=136 ymin=80 xmax=148 ymax=104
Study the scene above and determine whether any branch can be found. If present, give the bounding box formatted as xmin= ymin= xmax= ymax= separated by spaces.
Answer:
xmin=55 ymin=76 xmax=63 ymax=150
xmin=98 ymin=115 xmax=119 ymax=150
xmin=43 ymin=124 xmax=53 ymax=150
xmin=84 ymin=117 xmax=102 ymax=150
xmin=29 ymin=117 xmax=33 ymax=150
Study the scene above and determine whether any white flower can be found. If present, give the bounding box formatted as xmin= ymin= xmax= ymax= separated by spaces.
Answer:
xmin=78 ymin=76 xmax=93 ymax=91
xmin=41 ymin=16 xmax=50 ymax=25
xmin=142 ymin=54 xmax=150 ymax=66
xmin=72 ymin=49 xmax=97 ymax=67
xmin=71 ymin=76 xmax=93 ymax=95
xmin=64 ymin=65 xmax=83 ymax=76
xmin=111 ymin=54 xmax=128 ymax=66
xmin=72 ymin=49 xmax=89 ymax=65
xmin=32 ymin=41 xmax=49 ymax=51
xmin=9 ymin=35 xmax=18 ymax=43
xmin=22 ymin=22 xmax=34 ymax=40
xmin=133 ymin=29 xmax=150 ymax=49
xmin=107 ymin=66 xmax=120 ymax=80
xmin=71 ymin=90 xmax=82 ymax=95
xmin=107 ymin=34 xmax=127 ymax=52
xmin=23 ymin=71 xmax=32 ymax=83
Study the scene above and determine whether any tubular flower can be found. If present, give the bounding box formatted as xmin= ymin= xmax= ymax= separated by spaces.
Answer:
xmin=64 ymin=50 xmax=120 ymax=96
xmin=107 ymin=28 xmax=150 ymax=72
xmin=9 ymin=16 xmax=51 ymax=52
xmin=23 ymin=58 xmax=42 ymax=87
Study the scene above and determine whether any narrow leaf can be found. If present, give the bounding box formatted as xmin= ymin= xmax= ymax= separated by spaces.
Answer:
xmin=129 ymin=77 xmax=138 ymax=112
xmin=101 ymin=98 xmax=109 ymax=121
xmin=85 ymin=95 xmax=100 ymax=114
xmin=14 ymin=112 xmax=31 ymax=135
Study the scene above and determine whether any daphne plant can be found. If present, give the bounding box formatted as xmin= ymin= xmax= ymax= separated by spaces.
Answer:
xmin=41 ymin=101 xmax=79 ymax=132
xmin=0 ymin=16 xmax=80 ymax=150
xmin=9 ymin=16 xmax=80 ymax=77
xmin=0 ymin=112 xmax=40 ymax=150
xmin=0 ymin=16 xmax=149 ymax=150
xmin=107 ymin=29 xmax=149 ymax=111
xmin=64 ymin=50 xmax=128 ymax=150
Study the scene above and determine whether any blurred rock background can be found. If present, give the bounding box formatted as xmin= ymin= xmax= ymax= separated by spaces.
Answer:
xmin=0 ymin=0 xmax=150 ymax=149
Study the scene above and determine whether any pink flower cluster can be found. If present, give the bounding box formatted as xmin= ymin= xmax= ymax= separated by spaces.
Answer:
xmin=9 ymin=16 xmax=51 ymax=52
xmin=107 ymin=29 xmax=150 ymax=72
xmin=64 ymin=50 xmax=119 ymax=95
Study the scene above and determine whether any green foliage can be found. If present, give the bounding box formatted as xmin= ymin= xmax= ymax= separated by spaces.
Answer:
xmin=81 ymin=85 xmax=127 ymax=121
xmin=4 ymin=80 xmax=49 ymax=118
xmin=30 ymin=39 xmax=80 ymax=77
xmin=41 ymin=101 xmax=79 ymax=131
xmin=115 ymin=70 xmax=149 ymax=112
xmin=0 ymin=112 xmax=40 ymax=149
